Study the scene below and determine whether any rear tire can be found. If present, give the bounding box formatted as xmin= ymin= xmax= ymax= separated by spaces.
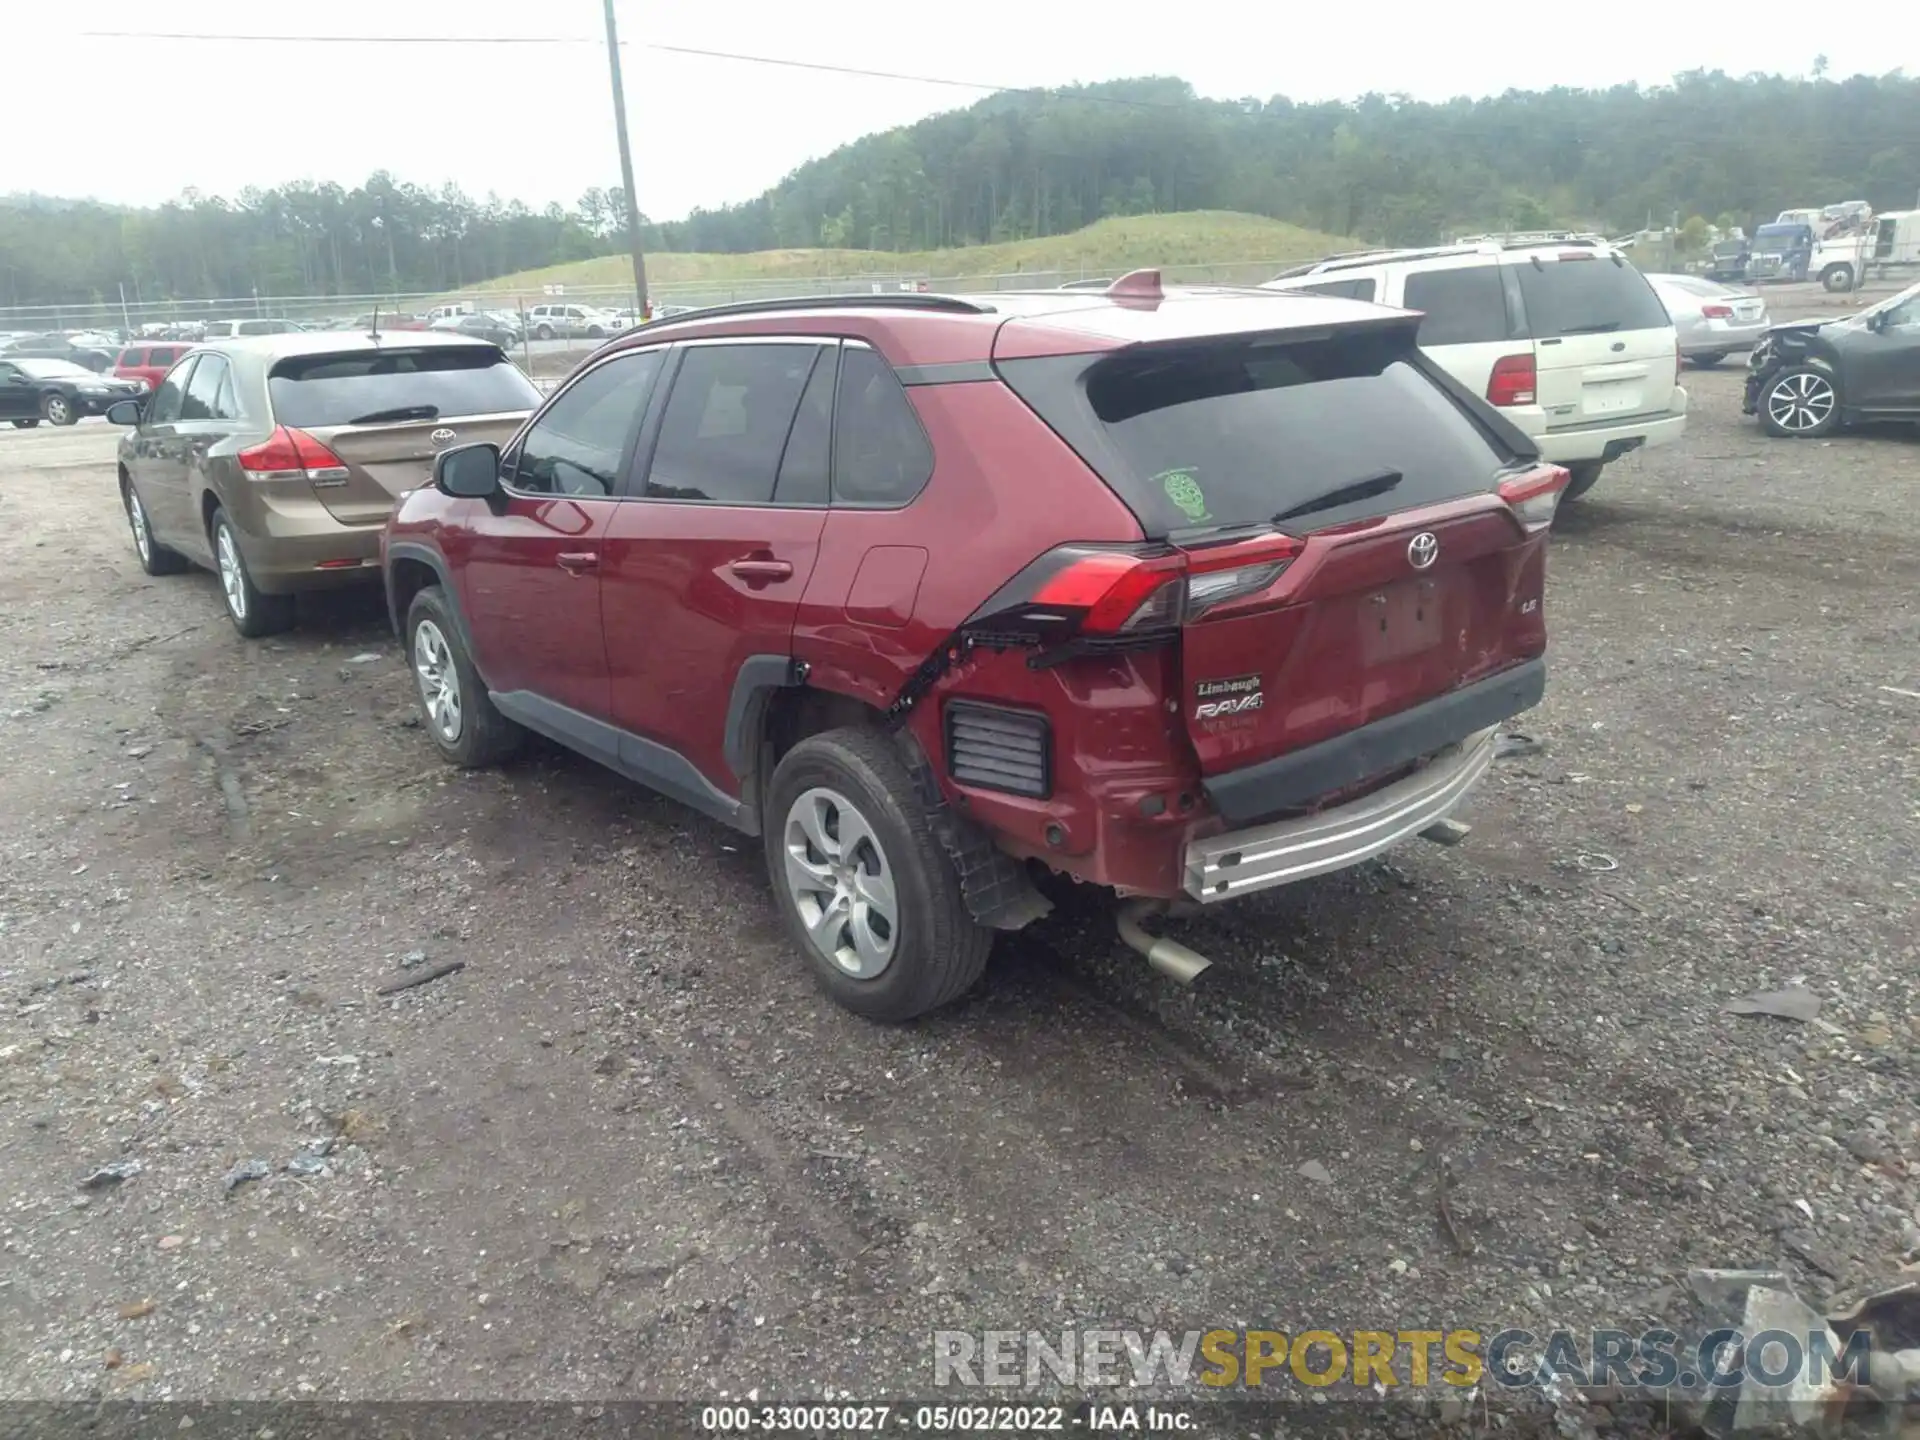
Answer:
xmin=406 ymin=586 xmax=522 ymax=768
xmin=765 ymin=728 xmax=990 ymax=1022
xmin=1562 ymin=463 xmax=1604 ymax=501
xmin=1689 ymin=351 xmax=1728 ymax=368
xmin=535 ymin=323 xmax=555 ymax=341
xmin=10 ymin=418 xmax=39 ymax=429
xmin=210 ymin=507 xmax=296 ymax=637
xmin=1758 ymin=365 xmax=1840 ymax=438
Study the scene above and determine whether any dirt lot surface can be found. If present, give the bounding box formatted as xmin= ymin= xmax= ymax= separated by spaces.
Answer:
xmin=2 ymin=303 xmax=1917 ymax=1423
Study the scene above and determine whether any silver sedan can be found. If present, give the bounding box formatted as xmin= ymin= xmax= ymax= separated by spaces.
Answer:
xmin=1647 ymin=273 xmax=1771 ymax=366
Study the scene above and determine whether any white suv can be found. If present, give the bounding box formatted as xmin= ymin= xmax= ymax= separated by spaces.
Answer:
xmin=524 ymin=303 xmax=628 ymax=341
xmin=1263 ymin=235 xmax=1686 ymax=499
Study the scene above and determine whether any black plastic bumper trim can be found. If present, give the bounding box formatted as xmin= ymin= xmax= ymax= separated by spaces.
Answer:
xmin=1201 ymin=658 xmax=1546 ymax=825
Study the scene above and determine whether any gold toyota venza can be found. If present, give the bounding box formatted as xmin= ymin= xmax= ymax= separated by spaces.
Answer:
xmin=109 ymin=330 xmax=541 ymax=636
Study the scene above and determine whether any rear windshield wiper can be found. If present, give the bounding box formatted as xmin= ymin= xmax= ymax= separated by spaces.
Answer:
xmin=345 ymin=404 xmax=440 ymax=424
xmin=1555 ymin=321 xmax=1621 ymax=334
xmin=1273 ymin=468 xmax=1403 ymax=524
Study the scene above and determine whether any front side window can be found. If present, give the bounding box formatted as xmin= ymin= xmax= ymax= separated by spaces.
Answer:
xmin=644 ymin=344 xmax=822 ymax=504
xmin=509 ymin=349 xmax=665 ymax=497
xmin=180 ymin=355 xmax=233 ymax=421
xmin=147 ymin=358 xmax=195 ymax=424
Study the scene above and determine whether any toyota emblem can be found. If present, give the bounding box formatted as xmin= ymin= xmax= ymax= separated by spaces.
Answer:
xmin=1407 ymin=532 xmax=1440 ymax=570
xmin=429 ymin=427 xmax=457 ymax=447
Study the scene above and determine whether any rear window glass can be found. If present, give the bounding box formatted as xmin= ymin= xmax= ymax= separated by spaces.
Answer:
xmin=1001 ymin=331 xmax=1519 ymax=536
xmin=1517 ymin=259 xmax=1671 ymax=337
xmin=1403 ymin=267 xmax=1510 ymax=345
xmin=267 ymin=347 xmax=540 ymax=428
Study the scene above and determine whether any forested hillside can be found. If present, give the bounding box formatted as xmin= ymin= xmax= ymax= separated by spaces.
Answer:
xmin=3 ymin=69 xmax=1915 ymax=308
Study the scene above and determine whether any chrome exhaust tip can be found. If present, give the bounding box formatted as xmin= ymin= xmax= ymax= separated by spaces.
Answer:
xmin=1117 ymin=899 xmax=1213 ymax=985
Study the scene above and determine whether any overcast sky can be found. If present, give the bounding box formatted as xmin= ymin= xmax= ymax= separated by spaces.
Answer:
xmin=13 ymin=0 xmax=1912 ymax=220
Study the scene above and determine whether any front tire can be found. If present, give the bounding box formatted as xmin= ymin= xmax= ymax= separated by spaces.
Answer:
xmin=123 ymin=479 xmax=187 ymax=575
xmin=406 ymin=586 xmax=522 ymax=767
xmin=1562 ymin=463 xmax=1604 ymax=501
xmin=42 ymin=393 xmax=76 ymax=426
xmin=211 ymin=508 xmax=296 ymax=637
xmin=1759 ymin=365 xmax=1840 ymax=438
xmin=1689 ymin=351 xmax=1728 ymax=368
xmin=765 ymin=728 xmax=990 ymax=1022
xmin=1821 ymin=264 xmax=1854 ymax=293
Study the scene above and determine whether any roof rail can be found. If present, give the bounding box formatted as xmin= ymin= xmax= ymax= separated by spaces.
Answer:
xmin=629 ymin=292 xmax=995 ymax=329
xmin=1313 ymin=244 xmax=1482 ymax=273
xmin=1452 ymin=230 xmax=1608 ymax=248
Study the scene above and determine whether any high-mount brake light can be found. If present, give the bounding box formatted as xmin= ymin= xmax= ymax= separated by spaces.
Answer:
xmin=1486 ymin=353 xmax=1537 ymax=407
xmin=1497 ymin=465 xmax=1571 ymax=531
xmin=236 ymin=425 xmax=351 ymax=486
xmin=975 ymin=533 xmax=1305 ymax=649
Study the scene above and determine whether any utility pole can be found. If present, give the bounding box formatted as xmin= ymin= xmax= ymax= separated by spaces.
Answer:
xmin=601 ymin=0 xmax=650 ymax=319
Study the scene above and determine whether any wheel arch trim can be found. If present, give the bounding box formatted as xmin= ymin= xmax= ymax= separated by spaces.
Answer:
xmin=384 ymin=541 xmax=489 ymax=689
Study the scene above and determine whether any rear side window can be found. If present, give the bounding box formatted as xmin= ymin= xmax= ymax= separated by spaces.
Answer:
xmin=152 ymin=347 xmax=179 ymax=365
xmin=266 ymin=347 xmax=540 ymax=428
xmin=1516 ymin=258 xmax=1670 ymax=337
xmin=119 ymin=348 xmax=147 ymax=366
xmin=1000 ymin=330 xmax=1518 ymax=536
xmin=644 ymin=343 xmax=821 ymax=504
xmin=832 ymin=346 xmax=933 ymax=507
xmin=1294 ymin=277 xmax=1377 ymax=302
xmin=1402 ymin=267 xmax=1510 ymax=345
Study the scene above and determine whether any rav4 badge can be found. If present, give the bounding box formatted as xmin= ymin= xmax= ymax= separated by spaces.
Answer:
xmin=1194 ymin=673 xmax=1264 ymax=720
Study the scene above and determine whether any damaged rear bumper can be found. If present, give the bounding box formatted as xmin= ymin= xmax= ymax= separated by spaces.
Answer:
xmin=1183 ymin=725 xmax=1499 ymax=902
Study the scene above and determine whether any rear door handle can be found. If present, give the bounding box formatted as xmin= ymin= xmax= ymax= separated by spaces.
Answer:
xmin=556 ymin=551 xmax=599 ymax=574
xmin=727 ymin=558 xmax=794 ymax=583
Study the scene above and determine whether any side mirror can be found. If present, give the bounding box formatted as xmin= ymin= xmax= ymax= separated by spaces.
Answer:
xmin=435 ymin=442 xmax=502 ymax=498
xmin=105 ymin=399 xmax=142 ymax=426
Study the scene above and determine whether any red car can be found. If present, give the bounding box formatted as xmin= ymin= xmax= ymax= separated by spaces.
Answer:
xmin=381 ymin=274 xmax=1566 ymax=1020
xmin=113 ymin=341 xmax=196 ymax=392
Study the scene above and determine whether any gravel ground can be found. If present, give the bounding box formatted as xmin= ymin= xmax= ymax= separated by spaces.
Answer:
xmin=1 ymin=309 xmax=1916 ymax=1427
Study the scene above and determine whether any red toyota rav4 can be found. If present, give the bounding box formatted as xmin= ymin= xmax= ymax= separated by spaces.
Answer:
xmin=382 ymin=273 xmax=1565 ymax=1021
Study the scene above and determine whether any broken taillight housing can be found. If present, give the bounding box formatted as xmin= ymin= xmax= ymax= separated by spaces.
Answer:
xmin=1497 ymin=465 xmax=1571 ymax=532
xmin=966 ymin=532 xmax=1305 ymax=652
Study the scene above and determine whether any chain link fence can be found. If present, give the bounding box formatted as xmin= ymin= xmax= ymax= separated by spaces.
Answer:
xmin=0 ymin=259 xmax=1304 ymax=337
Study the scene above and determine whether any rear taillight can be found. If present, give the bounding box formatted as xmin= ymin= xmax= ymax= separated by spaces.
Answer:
xmin=1486 ymin=353 xmax=1537 ymax=407
xmin=1498 ymin=465 xmax=1570 ymax=532
xmin=1701 ymin=304 xmax=1734 ymax=319
xmin=236 ymin=425 xmax=351 ymax=486
xmin=970 ymin=532 xmax=1304 ymax=650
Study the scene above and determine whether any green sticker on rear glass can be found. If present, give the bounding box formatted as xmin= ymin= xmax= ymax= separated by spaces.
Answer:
xmin=1155 ymin=467 xmax=1210 ymax=522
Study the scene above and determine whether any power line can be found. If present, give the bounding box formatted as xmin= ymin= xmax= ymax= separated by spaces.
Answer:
xmin=79 ymin=30 xmax=1188 ymax=109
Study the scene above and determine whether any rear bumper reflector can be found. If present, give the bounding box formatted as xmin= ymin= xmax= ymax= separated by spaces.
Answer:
xmin=1200 ymin=658 xmax=1545 ymax=824
xmin=1183 ymin=726 xmax=1498 ymax=902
